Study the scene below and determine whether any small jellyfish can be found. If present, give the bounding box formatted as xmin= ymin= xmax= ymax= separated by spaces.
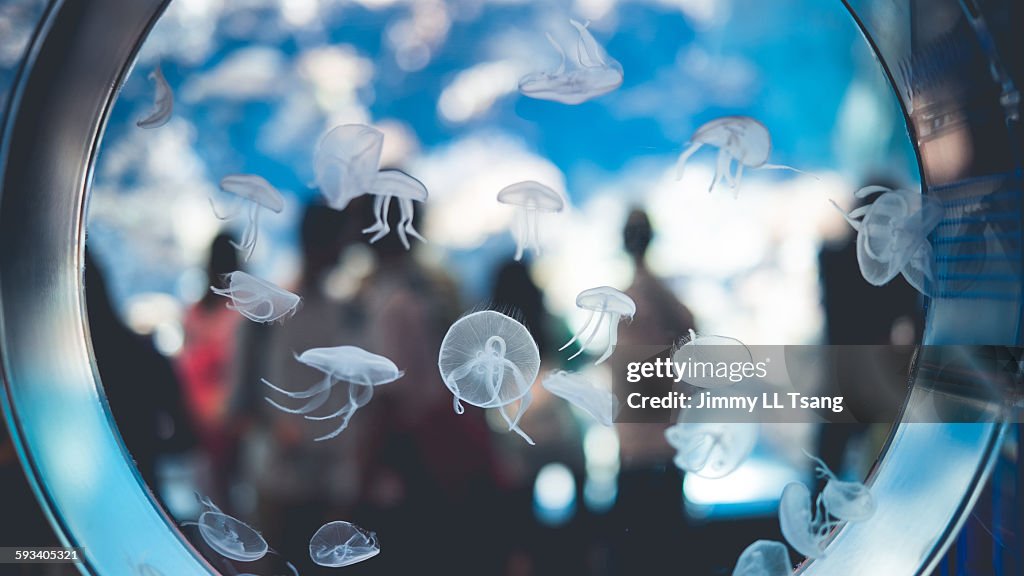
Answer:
xmin=137 ymin=66 xmax=173 ymax=129
xmin=830 ymin=185 xmax=945 ymax=295
xmin=805 ymin=451 xmax=876 ymax=522
xmin=210 ymin=271 xmax=301 ymax=323
xmin=541 ymin=370 xmax=618 ymax=426
xmin=361 ymin=169 xmax=429 ymax=249
xmin=314 ymin=124 xmax=385 ymax=211
xmin=438 ymin=310 xmax=540 ymax=445
xmin=778 ymin=482 xmax=837 ymax=559
xmin=195 ymin=493 xmax=268 ymax=562
xmin=497 ymin=181 xmax=565 ymax=261
xmin=672 ymin=329 xmax=754 ymax=389
xmin=664 ymin=422 xmax=758 ymax=479
xmin=309 ymin=520 xmax=380 ymax=568
xmin=560 ymin=286 xmax=635 ymax=365
xmin=675 ymin=116 xmax=810 ymax=197
xmin=210 ymin=175 xmax=285 ymax=261
xmin=262 ymin=346 xmax=403 ymax=441
xmin=732 ymin=540 xmax=791 ymax=576
xmin=518 ymin=19 xmax=624 ymax=105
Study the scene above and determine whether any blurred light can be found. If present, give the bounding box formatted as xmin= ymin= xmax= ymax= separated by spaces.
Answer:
xmin=583 ymin=473 xmax=618 ymax=513
xmin=583 ymin=424 xmax=620 ymax=473
xmin=684 ymin=452 xmax=803 ymax=519
xmin=280 ymin=0 xmax=318 ymax=27
xmin=533 ymin=463 xmax=577 ymax=526
xmin=182 ymin=46 xmax=288 ymax=102
xmin=438 ymin=60 xmax=524 ymax=123
xmin=153 ymin=321 xmax=185 ymax=356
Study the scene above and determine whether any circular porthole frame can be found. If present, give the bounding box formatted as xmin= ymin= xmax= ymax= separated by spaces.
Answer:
xmin=0 ymin=0 xmax=1016 ymax=574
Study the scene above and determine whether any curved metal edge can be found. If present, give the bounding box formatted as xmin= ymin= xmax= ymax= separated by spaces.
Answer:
xmin=0 ymin=0 xmax=215 ymax=574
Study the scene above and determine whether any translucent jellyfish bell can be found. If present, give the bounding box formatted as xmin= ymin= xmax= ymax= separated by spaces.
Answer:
xmin=210 ymin=271 xmax=301 ymax=323
xmin=675 ymin=116 xmax=810 ymax=196
xmin=778 ymin=482 xmax=836 ymax=559
xmin=560 ymin=286 xmax=635 ymax=365
xmin=210 ymin=175 xmax=285 ymax=261
xmin=314 ymin=124 xmax=385 ymax=211
xmin=805 ymin=451 xmax=877 ymax=522
xmin=438 ymin=310 xmax=540 ymax=445
xmin=672 ymin=329 xmax=754 ymax=389
xmin=262 ymin=346 xmax=404 ymax=441
xmin=664 ymin=422 xmax=757 ymax=479
xmin=195 ymin=493 xmax=268 ymax=562
xmin=732 ymin=540 xmax=791 ymax=576
xmin=518 ymin=19 xmax=624 ymax=105
xmin=309 ymin=520 xmax=380 ymax=568
xmin=830 ymin=185 xmax=945 ymax=295
xmin=136 ymin=66 xmax=173 ymax=129
xmin=497 ymin=181 xmax=565 ymax=261
xmin=541 ymin=370 xmax=619 ymax=426
xmin=362 ymin=169 xmax=429 ymax=249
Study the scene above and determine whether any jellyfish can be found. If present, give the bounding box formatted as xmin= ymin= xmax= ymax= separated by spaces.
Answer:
xmin=194 ymin=493 xmax=268 ymax=562
xmin=361 ymin=169 xmax=429 ymax=249
xmin=438 ymin=310 xmax=540 ymax=445
xmin=664 ymin=422 xmax=758 ymax=479
xmin=778 ymin=482 xmax=838 ymax=559
xmin=732 ymin=540 xmax=791 ymax=576
xmin=210 ymin=174 xmax=285 ymax=261
xmin=262 ymin=346 xmax=403 ymax=441
xmin=804 ymin=451 xmax=876 ymax=522
xmin=496 ymin=181 xmax=565 ymax=261
xmin=541 ymin=370 xmax=618 ymax=426
xmin=314 ymin=123 xmax=385 ymax=211
xmin=309 ymin=520 xmax=380 ymax=568
xmin=137 ymin=66 xmax=173 ymax=129
xmin=672 ymin=329 xmax=754 ymax=389
xmin=210 ymin=271 xmax=301 ymax=323
xmin=675 ymin=116 xmax=810 ymax=197
xmin=560 ymin=286 xmax=635 ymax=365
xmin=518 ymin=19 xmax=623 ymax=105
xmin=830 ymin=185 xmax=945 ymax=296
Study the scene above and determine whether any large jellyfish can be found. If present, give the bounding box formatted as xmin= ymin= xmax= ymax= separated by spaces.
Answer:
xmin=732 ymin=540 xmax=791 ymax=576
xmin=361 ymin=169 xmax=429 ymax=249
xmin=778 ymin=482 xmax=839 ymax=559
xmin=210 ymin=174 xmax=285 ymax=261
xmin=210 ymin=271 xmax=301 ymax=323
xmin=309 ymin=520 xmax=380 ymax=568
xmin=262 ymin=346 xmax=403 ymax=442
xmin=137 ymin=66 xmax=173 ymax=129
xmin=194 ymin=493 xmax=268 ymax=562
xmin=560 ymin=286 xmax=635 ymax=364
xmin=664 ymin=422 xmax=758 ymax=479
xmin=672 ymin=329 xmax=754 ymax=389
xmin=675 ymin=116 xmax=810 ymax=197
xmin=438 ymin=310 xmax=540 ymax=445
xmin=830 ymin=185 xmax=945 ymax=296
xmin=497 ymin=181 xmax=565 ymax=261
xmin=314 ymin=124 xmax=384 ymax=211
xmin=541 ymin=370 xmax=618 ymax=426
xmin=805 ymin=451 xmax=876 ymax=522
xmin=518 ymin=19 xmax=624 ymax=105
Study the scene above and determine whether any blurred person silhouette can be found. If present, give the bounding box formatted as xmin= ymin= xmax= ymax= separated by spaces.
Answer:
xmin=610 ymin=208 xmax=696 ymax=576
xmin=84 ymin=249 xmax=196 ymax=490
xmin=178 ymin=233 xmax=241 ymax=502
xmin=230 ymin=202 xmax=369 ymax=574
xmin=351 ymin=195 xmax=505 ymax=576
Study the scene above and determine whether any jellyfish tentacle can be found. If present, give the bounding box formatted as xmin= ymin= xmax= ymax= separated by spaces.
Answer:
xmin=527 ymin=210 xmax=541 ymax=257
xmin=208 ymin=197 xmax=243 ymax=221
xmin=261 ymin=375 xmax=333 ymax=399
xmin=309 ymin=385 xmax=375 ymax=442
xmin=263 ymin=383 xmax=332 ymax=415
xmin=594 ymin=312 xmax=621 ymax=365
xmin=711 ymin=149 xmax=731 ymax=194
xmin=675 ymin=142 xmax=703 ymax=180
xmin=853 ymin=185 xmax=893 ymax=199
xmin=513 ymin=208 xmax=527 ymax=261
xmin=559 ymin=309 xmax=596 ymax=351
xmin=545 ymin=32 xmax=567 ymax=75
xmin=366 ymin=195 xmax=393 ymax=244
xmin=499 ymin=387 xmax=535 ymax=445
xmin=829 ymin=199 xmax=864 ymax=232
xmin=567 ymin=306 xmax=607 ymax=361
xmin=732 ymin=161 xmax=745 ymax=191
xmin=452 ymin=396 xmax=465 ymax=414
xmin=362 ymin=195 xmax=386 ymax=235
xmin=398 ymin=197 xmax=426 ymax=246
xmin=758 ymin=163 xmax=818 ymax=180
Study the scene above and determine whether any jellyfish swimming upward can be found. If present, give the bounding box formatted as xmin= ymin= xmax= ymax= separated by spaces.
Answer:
xmin=560 ymin=286 xmax=635 ymax=364
xmin=675 ymin=116 xmax=810 ymax=197
xmin=830 ymin=185 xmax=945 ymax=296
xmin=136 ymin=65 xmax=173 ymax=129
xmin=210 ymin=174 xmax=284 ymax=261
xmin=194 ymin=493 xmax=268 ymax=562
xmin=210 ymin=271 xmax=301 ymax=323
xmin=518 ymin=19 xmax=624 ymax=105
xmin=438 ymin=310 xmax=540 ymax=445
xmin=497 ymin=181 xmax=565 ymax=261
xmin=731 ymin=540 xmax=791 ymax=576
xmin=262 ymin=346 xmax=404 ymax=441
xmin=309 ymin=520 xmax=380 ymax=568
